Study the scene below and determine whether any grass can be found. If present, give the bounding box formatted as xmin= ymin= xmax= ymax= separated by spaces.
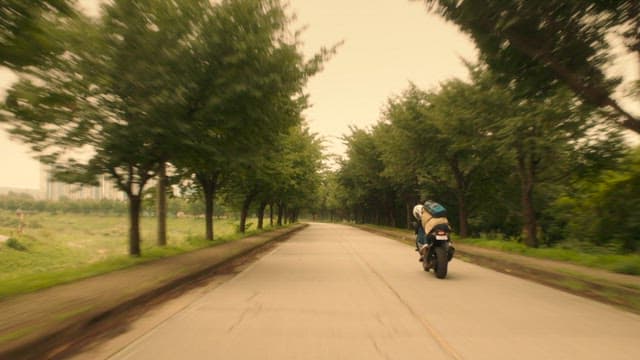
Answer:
xmin=0 ymin=210 xmax=276 ymax=299
xmin=0 ymin=326 xmax=39 ymax=343
xmin=54 ymin=305 xmax=95 ymax=321
xmin=455 ymin=237 xmax=640 ymax=275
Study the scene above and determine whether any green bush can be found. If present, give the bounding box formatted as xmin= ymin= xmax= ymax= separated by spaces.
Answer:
xmin=6 ymin=238 xmax=27 ymax=251
xmin=545 ymin=148 xmax=640 ymax=254
xmin=611 ymin=259 xmax=640 ymax=275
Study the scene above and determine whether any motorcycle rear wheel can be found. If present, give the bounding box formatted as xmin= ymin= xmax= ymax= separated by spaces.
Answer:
xmin=435 ymin=247 xmax=448 ymax=279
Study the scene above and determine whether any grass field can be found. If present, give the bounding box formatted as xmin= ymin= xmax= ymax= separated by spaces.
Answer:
xmin=0 ymin=210 xmax=270 ymax=299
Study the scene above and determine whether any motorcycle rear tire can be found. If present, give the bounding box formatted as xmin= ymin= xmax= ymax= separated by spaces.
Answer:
xmin=435 ymin=247 xmax=448 ymax=279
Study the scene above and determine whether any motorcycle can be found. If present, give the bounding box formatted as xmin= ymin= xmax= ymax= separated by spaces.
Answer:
xmin=419 ymin=223 xmax=455 ymax=279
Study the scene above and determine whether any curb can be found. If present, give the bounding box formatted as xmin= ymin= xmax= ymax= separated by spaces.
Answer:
xmin=0 ymin=224 xmax=308 ymax=360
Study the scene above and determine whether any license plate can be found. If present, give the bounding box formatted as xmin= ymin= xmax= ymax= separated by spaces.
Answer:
xmin=435 ymin=235 xmax=448 ymax=240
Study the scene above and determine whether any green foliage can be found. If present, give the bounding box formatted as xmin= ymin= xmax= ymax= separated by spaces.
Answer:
xmin=337 ymin=127 xmax=402 ymax=226
xmin=335 ymin=65 xmax=629 ymax=252
xmin=611 ymin=260 xmax=640 ymax=276
xmin=5 ymin=238 xmax=27 ymax=251
xmin=221 ymin=123 xmax=325 ymax=231
xmin=419 ymin=0 xmax=640 ymax=132
xmin=0 ymin=0 xmax=75 ymax=68
xmin=458 ymin=236 xmax=640 ymax=275
xmin=546 ymin=148 xmax=640 ymax=253
xmin=0 ymin=194 xmax=130 ymax=215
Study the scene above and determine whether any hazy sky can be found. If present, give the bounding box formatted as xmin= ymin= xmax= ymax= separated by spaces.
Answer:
xmin=0 ymin=0 xmax=478 ymax=189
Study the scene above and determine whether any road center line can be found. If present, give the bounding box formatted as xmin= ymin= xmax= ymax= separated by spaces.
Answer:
xmin=345 ymin=238 xmax=463 ymax=360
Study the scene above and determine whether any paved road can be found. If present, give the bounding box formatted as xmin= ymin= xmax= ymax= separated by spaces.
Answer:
xmin=72 ymin=223 xmax=640 ymax=360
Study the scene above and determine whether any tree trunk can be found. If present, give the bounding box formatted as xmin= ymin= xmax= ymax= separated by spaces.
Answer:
xmin=205 ymin=189 xmax=214 ymax=240
xmin=457 ymin=195 xmax=469 ymax=238
xmin=277 ymin=202 xmax=283 ymax=226
xmin=449 ymin=157 xmax=470 ymax=238
xmin=128 ymin=194 xmax=142 ymax=256
xmin=257 ymin=201 xmax=267 ymax=229
xmin=269 ymin=203 xmax=274 ymax=226
xmin=239 ymin=206 xmax=248 ymax=233
xmin=156 ymin=162 xmax=167 ymax=246
xmin=197 ymin=173 xmax=218 ymax=241
xmin=239 ymin=192 xmax=256 ymax=233
xmin=518 ymin=154 xmax=538 ymax=247
xmin=389 ymin=205 xmax=398 ymax=227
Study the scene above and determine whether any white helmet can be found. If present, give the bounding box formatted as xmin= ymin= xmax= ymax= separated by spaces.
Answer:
xmin=412 ymin=204 xmax=423 ymax=220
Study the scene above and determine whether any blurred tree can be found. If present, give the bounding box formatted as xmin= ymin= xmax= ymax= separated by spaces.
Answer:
xmin=1 ymin=0 xmax=210 ymax=255
xmin=0 ymin=0 xmax=75 ymax=68
xmin=483 ymin=77 xmax=625 ymax=247
xmin=554 ymin=148 xmax=640 ymax=252
xmin=419 ymin=0 xmax=640 ymax=133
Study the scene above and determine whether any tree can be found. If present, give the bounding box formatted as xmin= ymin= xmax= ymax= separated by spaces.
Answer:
xmin=336 ymin=64 xmax=624 ymax=246
xmin=560 ymin=147 xmax=640 ymax=252
xmin=380 ymin=78 xmax=503 ymax=237
xmin=1 ymin=0 xmax=206 ymax=255
xmin=273 ymin=124 xmax=325 ymax=224
xmin=314 ymin=170 xmax=345 ymax=222
xmin=222 ymin=123 xmax=323 ymax=232
xmin=0 ymin=0 xmax=75 ymax=68
xmin=419 ymin=0 xmax=640 ymax=133
xmin=482 ymin=76 xmax=625 ymax=246
xmin=338 ymin=127 xmax=399 ymax=225
xmin=173 ymin=0 xmax=335 ymax=240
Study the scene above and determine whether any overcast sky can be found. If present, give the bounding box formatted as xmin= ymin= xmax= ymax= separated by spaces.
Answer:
xmin=1 ymin=0 xmax=636 ymax=190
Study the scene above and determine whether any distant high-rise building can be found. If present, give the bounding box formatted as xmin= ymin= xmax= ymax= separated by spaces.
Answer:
xmin=40 ymin=164 xmax=125 ymax=201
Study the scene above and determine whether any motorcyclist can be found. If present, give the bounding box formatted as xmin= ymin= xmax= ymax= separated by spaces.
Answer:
xmin=416 ymin=200 xmax=451 ymax=261
xmin=421 ymin=201 xmax=450 ymax=243
xmin=412 ymin=204 xmax=426 ymax=251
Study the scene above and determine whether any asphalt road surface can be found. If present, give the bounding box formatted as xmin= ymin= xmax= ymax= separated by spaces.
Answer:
xmin=72 ymin=223 xmax=640 ymax=360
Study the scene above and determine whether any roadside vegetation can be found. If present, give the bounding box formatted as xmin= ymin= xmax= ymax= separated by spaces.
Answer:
xmin=0 ymin=0 xmax=333 ymax=257
xmin=456 ymin=237 xmax=640 ymax=276
xmin=0 ymin=208 xmax=276 ymax=299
